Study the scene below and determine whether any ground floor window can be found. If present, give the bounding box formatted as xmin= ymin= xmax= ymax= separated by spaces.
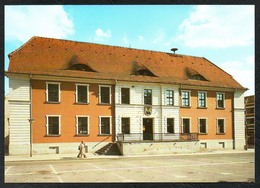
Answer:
xmin=99 ymin=117 xmax=111 ymax=135
xmin=76 ymin=116 xmax=89 ymax=135
xmin=217 ymin=118 xmax=225 ymax=134
xmin=46 ymin=115 xmax=60 ymax=135
xmin=121 ymin=118 xmax=130 ymax=134
xmin=198 ymin=118 xmax=207 ymax=134
xmin=182 ymin=118 xmax=190 ymax=133
xmin=167 ymin=118 xmax=174 ymax=133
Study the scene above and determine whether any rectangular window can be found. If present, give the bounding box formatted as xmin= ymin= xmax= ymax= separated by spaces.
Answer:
xmin=199 ymin=118 xmax=207 ymax=134
xmin=76 ymin=116 xmax=89 ymax=135
xmin=100 ymin=117 xmax=111 ymax=135
xmin=121 ymin=88 xmax=130 ymax=104
xmin=76 ymin=84 xmax=89 ymax=103
xmin=182 ymin=118 xmax=190 ymax=133
xmin=47 ymin=116 xmax=60 ymax=135
xmin=121 ymin=118 xmax=130 ymax=134
xmin=166 ymin=90 xmax=174 ymax=105
xmin=144 ymin=89 xmax=152 ymax=105
xmin=99 ymin=86 xmax=111 ymax=104
xmin=198 ymin=92 xmax=207 ymax=107
xmin=217 ymin=119 xmax=225 ymax=134
xmin=181 ymin=91 xmax=190 ymax=107
xmin=216 ymin=93 xmax=225 ymax=108
xmin=167 ymin=118 xmax=174 ymax=133
xmin=46 ymin=82 xmax=60 ymax=102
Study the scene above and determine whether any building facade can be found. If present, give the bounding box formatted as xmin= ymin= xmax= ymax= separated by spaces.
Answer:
xmin=245 ymin=95 xmax=255 ymax=148
xmin=6 ymin=36 xmax=247 ymax=155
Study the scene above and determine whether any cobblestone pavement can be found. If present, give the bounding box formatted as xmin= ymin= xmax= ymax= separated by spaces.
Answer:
xmin=5 ymin=152 xmax=254 ymax=183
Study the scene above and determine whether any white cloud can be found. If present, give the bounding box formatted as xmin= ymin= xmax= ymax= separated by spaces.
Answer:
xmin=138 ymin=35 xmax=144 ymax=41
xmin=95 ymin=28 xmax=111 ymax=38
xmin=5 ymin=5 xmax=74 ymax=42
xmin=175 ymin=5 xmax=254 ymax=48
xmin=246 ymin=55 xmax=254 ymax=66
xmin=220 ymin=56 xmax=254 ymax=96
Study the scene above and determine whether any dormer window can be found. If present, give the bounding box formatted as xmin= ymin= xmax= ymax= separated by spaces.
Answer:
xmin=131 ymin=61 xmax=157 ymax=77
xmin=68 ymin=64 xmax=96 ymax=72
xmin=185 ymin=67 xmax=208 ymax=81
xmin=190 ymin=74 xmax=207 ymax=81
xmin=67 ymin=54 xmax=96 ymax=72
xmin=137 ymin=69 xmax=155 ymax=77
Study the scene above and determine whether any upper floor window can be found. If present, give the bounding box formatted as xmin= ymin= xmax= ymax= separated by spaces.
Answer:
xmin=216 ymin=93 xmax=225 ymax=108
xmin=198 ymin=91 xmax=207 ymax=108
xmin=99 ymin=86 xmax=111 ymax=104
xmin=181 ymin=91 xmax=190 ymax=107
xmin=121 ymin=88 xmax=130 ymax=104
xmin=167 ymin=118 xmax=175 ymax=133
xmin=121 ymin=117 xmax=130 ymax=134
xmin=99 ymin=116 xmax=111 ymax=135
xmin=46 ymin=115 xmax=60 ymax=135
xmin=217 ymin=118 xmax=225 ymax=134
xmin=144 ymin=89 xmax=152 ymax=105
xmin=182 ymin=118 xmax=190 ymax=133
xmin=46 ymin=82 xmax=60 ymax=102
xmin=76 ymin=116 xmax=89 ymax=135
xmin=166 ymin=90 xmax=174 ymax=106
xmin=198 ymin=118 xmax=207 ymax=134
xmin=76 ymin=84 xmax=89 ymax=103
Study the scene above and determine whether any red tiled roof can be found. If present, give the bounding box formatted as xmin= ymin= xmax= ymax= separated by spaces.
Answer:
xmin=7 ymin=36 xmax=246 ymax=90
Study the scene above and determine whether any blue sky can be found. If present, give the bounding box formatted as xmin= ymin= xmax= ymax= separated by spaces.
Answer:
xmin=4 ymin=5 xmax=255 ymax=96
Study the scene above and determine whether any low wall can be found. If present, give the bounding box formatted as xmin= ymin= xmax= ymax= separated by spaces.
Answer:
xmin=8 ymin=142 xmax=109 ymax=155
xmin=117 ymin=141 xmax=200 ymax=156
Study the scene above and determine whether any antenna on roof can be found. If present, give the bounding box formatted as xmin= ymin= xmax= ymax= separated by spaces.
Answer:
xmin=171 ymin=48 xmax=178 ymax=54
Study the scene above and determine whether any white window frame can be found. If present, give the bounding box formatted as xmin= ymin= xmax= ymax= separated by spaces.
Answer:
xmin=121 ymin=117 xmax=131 ymax=134
xmin=166 ymin=118 xmax=175 ymax=133
xmin=144 ymin=89 xmax=153 ymax=105
xmin=99 ymin=85 xmax=112 ymax=104
xmin=46 ymin=115 xmax=61 ymax=135
xmin=99 ymin=116 xmax=112 ymax=135
xmin=181 ymin=90 xmax=191 ymax=107
xmin=121 ymin=87 xmax=130 ymax=104
xmin=76 ymin=115 xmax=90 ymax=135
xmin=198 ymin=91 xmax=207 ymax=108
xmin=165 ymin=90 xmax=174 ymax=106
xmin=46 ymin=82 xmax=61 ymax=102
xmin=216 ymin=118 xmax=226 ymax=134
xmin=198 ymin=117 xmax=208 ymax=134
xmin=75 ymin=84 xmax=89 ymax=103
xmin=216 ymin=92 xmax=225 ymax=108
xmin=181 ymin=117 xmax=191 ymax=133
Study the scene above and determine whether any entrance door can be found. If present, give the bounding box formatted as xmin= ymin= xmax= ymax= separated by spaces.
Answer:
xmin=143 ymin=118 xmax=153 ymax=140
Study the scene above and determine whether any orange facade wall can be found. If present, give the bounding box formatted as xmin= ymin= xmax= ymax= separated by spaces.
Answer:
xmin=31 ymin=80 xmax=114 ymax=143
xmin=180 ymin=89 xmax=233 ymax=140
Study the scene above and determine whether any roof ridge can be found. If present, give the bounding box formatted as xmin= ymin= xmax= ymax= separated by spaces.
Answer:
xmin=31 ymin=36 xmax=205 ymax=59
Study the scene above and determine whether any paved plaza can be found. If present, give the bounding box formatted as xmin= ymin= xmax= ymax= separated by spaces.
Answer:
xmin=5 ymin=152 xmax=254 ymax=183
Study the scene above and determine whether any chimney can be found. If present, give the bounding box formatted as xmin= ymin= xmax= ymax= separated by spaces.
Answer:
xmin=171 ymin=48 xmax=178 ymax=54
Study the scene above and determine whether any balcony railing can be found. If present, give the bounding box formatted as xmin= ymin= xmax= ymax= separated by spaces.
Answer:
xmin=116 ymin=133 xmax=198 ymax=142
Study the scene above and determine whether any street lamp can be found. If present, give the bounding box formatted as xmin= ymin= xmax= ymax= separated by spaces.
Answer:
xmin=28 ymin=118 xmax=34 ymax=157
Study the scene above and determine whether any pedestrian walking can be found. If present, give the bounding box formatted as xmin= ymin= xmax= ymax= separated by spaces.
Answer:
xmin=77 ymin=140 xmax=86 ymax=158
